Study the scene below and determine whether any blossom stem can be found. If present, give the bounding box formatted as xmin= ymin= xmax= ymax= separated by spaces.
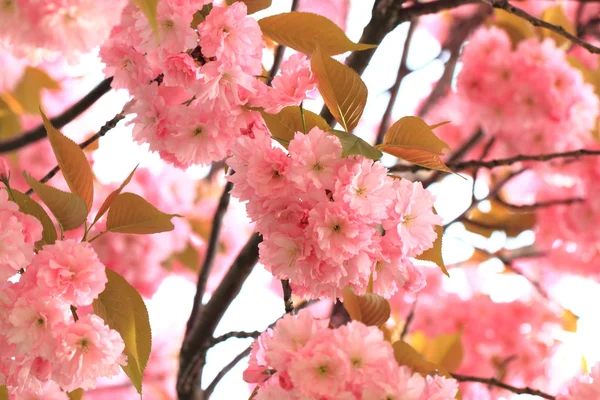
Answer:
xmin=451 ymin=373 xmax=556 ymax=399
xmin=0 ymin=77 xmax=114 ymax=154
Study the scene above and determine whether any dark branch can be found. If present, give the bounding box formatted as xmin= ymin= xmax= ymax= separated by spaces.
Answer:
xmin=496 ymin=197 xmax=585 ymax=210
xmin=24 ymin=111 xmax=125 ymax=196
xmin=281 ymin=279 xmax=294 ymax=314
xmin=375 ymin=19 xmax=418 ymax=145
xmin=211 ymin=330 xmax=261 ymax=347
xmin=185 ymin=180 xmax=234 ymax=334
xmin=400 ymin=299 xmax=417 ymax=340
xmin=451 ymin=373 xmax=556 ymax=399
xmin=0 ymin=77 xmax=114 ymax=154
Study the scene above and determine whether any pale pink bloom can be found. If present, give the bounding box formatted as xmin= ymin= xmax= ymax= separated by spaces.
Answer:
xmin=100 ymin=39 xmax=157 ymax=91
xmin=30 ymin=240 xmax=107 ymax=306
xmin=559 ymin=364 xmax=600 ymax=400
xmin=266 ymin=54 xmax=318 ymax=113
xmin=0 ymin=47 xmax=25 ymax=93
xmin=198 ymin=2 xmax=264 ymax=74
xmin=7 ymin=356 xmax=54 ymax=396
xmin=162 ymin=53 xmax=199 ymax=87
xmin=422 ymin=374 xmax=459 ymax=399
xmin=7 ymin=296 xmax=68 ymax=357
xmin=55 ymin=315 xmax=125 ymax=391
xmin=287 ymin=128 xmax=342 ymax=190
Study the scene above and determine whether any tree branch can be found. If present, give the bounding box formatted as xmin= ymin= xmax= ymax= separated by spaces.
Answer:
xmin=400 ymin=299 xmax=418 ymax=340
xmin=375 ymin=19 xmax=418 ymax=145
xmin=496 ymin=196 xmax=585 ymax=210
xmin=0 ymin=77 xmax=114 ymax=154
xmin=24 ymin=111 xmax=125 ymax=196
xmin=185 ymin=181 xmax=234 ymax=335
xmin=281 ymin=279 xmax=294 ymax=314
xmin=486 ymin=0 xmax=600 ymax=54
xmin=211 ymin=330 xmax=262 ymax=347
xmin=451 ymin=373 xmax=556 ymax=399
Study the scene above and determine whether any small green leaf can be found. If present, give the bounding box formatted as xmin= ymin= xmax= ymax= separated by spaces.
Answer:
xmin=106 ymin=192 xmax=178 ymax=234
xmin=331 ymin=130 xmax=382 ymax=160
xmin=190 ymin=3 xmax=213 ymax=27
xmin=259 ymin=12 xmax=375 ymax=56
xmin=416 ymin=208 xmax=448 ymax=277
xmin=24 ymin=174 xmax=88 ymax=231
xmin=0 ymin=101 xmax=21 ymax=139
xmin=163 ymin=242 xmax=199 ymax=271
xmin=10 ymin=189 xmax=57 ymax=245
xmin=42 ymin=111 xmax=94 ymax=211
xmin=260 ymin=106 xmax=330 ymax=148
xmin=67 ymin=388 xmax=84 ymax=400
xmin=133 ymin=0 xmax=159 ymax=37
xmin=311 ymin=45 xmax=368 ymax=131
xmin=93 ymin=165 xmax=138 ymax=225
xmin=226 ymin=0 xmax=271 ymax=14
xmin=93 ymin=269 xmax=152 ymax=395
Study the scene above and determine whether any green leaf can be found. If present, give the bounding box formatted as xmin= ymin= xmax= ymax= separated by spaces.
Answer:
xmin=42 ymin=111 xmax=94 ymax=211
xmin=190 ymin=3 xmax=213 ymax=27
xmin=260 ymin=106 xmax=330 ymax=147
xmin=10 ymin=189 xmax=57 ymax=245
xmin=540 ymin=5 xmax=575 ymax=49
xmin=24 ymin=174 xmax=88 ymax=231
xmin=492 ymin=9 xmax=536 ymax=48
xmin=311 ymin=46 xmax=368 ymax=131
xmin=331 ymin=130 xmax=382 ymax=160
xmin=416 ymin=208 xmax=448 ymax=277
xmin=12 ymin=67 xmax=60 ymax=115
xmin=93 ymin=269 xmax=152 ymax=395
xmin=133 ymin=0 xmax=159 ymax=37
xmin=0 ymin=101 xmax=21 ymax=139
xmin=377 ymin=116 xmax=452 ymax=172
xmin=67 ymin=388 xmax=84 ymax=400
xmin=411 ymin=331 xmax=464 ymax=373
xmin=258 ymin=11 xmax=375 ymax=56
xmin=226 ymin=0 xmax=271 ymax=14
xmin=392 ymin=340 xmax=439 ymax=376
xmin=93 ymin=165 xmax=138 ymax=225
xmin=163 ymin=242 xmax=199 ymax=271
xmin=106 ymin=192 xmax=178 ymax=234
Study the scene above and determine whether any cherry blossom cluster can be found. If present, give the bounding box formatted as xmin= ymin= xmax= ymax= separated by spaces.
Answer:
xmin=244 ymin=309 xmax=459 ymax=400
xmin=558 ymin=363 xmax=600 ymax=399
xmin=0 ymin=0 xmax=127 ymax=60
xmin=456 ymin=27 xmax=599 ymax=155
xmin=0 ymin=195 xmax=125 ymax=395
xmin=100 ymin=1 xmax=317 ymax=168
xmin=228 ymin=126 xmax=442 ymax=299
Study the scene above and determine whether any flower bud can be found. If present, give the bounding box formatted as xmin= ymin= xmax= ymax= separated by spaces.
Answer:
xmin=0 ymin=157 xmax=10 ymax=182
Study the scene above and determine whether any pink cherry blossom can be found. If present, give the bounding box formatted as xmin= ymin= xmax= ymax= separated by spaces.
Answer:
xmin=559 ymin=363 xmax=600 ymax=400
xmin=0 ymin=157 xmax=9 ymax=181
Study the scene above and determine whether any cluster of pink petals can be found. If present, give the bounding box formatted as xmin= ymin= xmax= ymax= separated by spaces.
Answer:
xmin=0 ymin=0 xmax=127 ymax=60
xmin=100 ymin=2 xmax=317 ymax=168
xmin=0 ymin=189 xmax=43 ymax=281
xmin=456 ymin=27 xmax=599 ymax=154
xmin=228 ymin=127 xmax=442 ymax=299
xmin=559 ymin=363 xmax=600 ymax=399
xmin=0 ymin=239 xmax=126 ymax=395
xmin=244 ymin=310 xmax=458 ymax=400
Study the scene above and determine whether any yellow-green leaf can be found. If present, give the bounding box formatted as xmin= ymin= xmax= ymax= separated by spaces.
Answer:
xmin=331 ymin=130 xmax=382 ymax=160
xmin=67 ymin=388 xmax=84 ymax=400
xmin=93 ymin=165 xmax=138 ymax=225
xmin=0 ymin=101 xmax=21 ymax=139
xmin=93 ymin=269 xmax=152 ymax=395
xmin=42 ymin=111 xmax=94 ymax=211
xmin=226 ymin=0 xmax=271 ymax=14
xmin=0 ymin=385 xmax=7 ymax=400
xmin=12 ymin=67 xmax=60 ymax=115
xmin=416 ymin=211 xmax=448 ymax=276
xmin=342 ymin=287 xmax=391 ymax=327
xmin=163 ymin=242 xmax=199 ymax=271
xmin=106 ymin=192 xmax=178 ymax=234
xmin=463 ymin=199 xmax=535 ymax=238
xmin=540 ymin=5 xmax=575 ymax=49
xmin=190 ymin=3 xmax=213 ymax=27
xmin=492 ymin=9 xmax=536 ymax=48
xmin=258 ymin=12 xmax=375 ymax=56
xmin=392 ymin=340 xmax=439 ymax=376
xmin=311 ymin=46 xmax=367 ymax=131
xmin=411 ymin=331 xmax=464 ymax=373
xmin=260 ymin=106 xmax=330 ymax=147
xmin=10 ymin=189 xmax=57 ymax=245
xmin=562 ymin=309 xmax=579 ymax=333
xmin=133 ymin=0 xmax=159 ymax=37
xmin=377 ymin=116 xmax=451 ymax=172
xmin=24 ymin=174 xmax=88 ymax=231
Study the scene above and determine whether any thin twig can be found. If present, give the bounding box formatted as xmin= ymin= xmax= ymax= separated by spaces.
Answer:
xmin=186 ymin=180 xmax=234 ymax=334
xmin=400 ymin=299 xmax=418 ymax=340
xmin=0 ymin=77 xmax=114 ymax=154
xmin=451 ymin=373 xmax=556 ymax=399
xmin=281 ymin=279 xmax=294 ymax=314
xmin=471 ymin=137 xmax=496 ymax=202
xmin=496 ymin=197 xmax=585 ymax=210
xmin=211 ymin=330 xmax=262 ymax=346
xmin=499 ymin=256 xmax=551 ymax=300
xmin=375 ymin=19 xmax=418 ymax=145
xmin=391 ymin=148 xmax=600 ymax=173
xmin=486 ymin=0 xmax=600 ymax=54
xmin=24 ymin=111 xmax=125 ymax=196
